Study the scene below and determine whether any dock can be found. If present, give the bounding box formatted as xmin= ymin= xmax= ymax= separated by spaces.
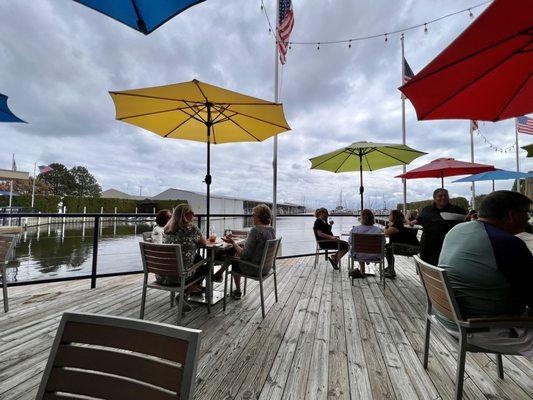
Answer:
xmin=1 ymin=255 xmax=532 ymax=399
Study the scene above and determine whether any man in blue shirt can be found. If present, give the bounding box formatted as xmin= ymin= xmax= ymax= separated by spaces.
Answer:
xmin=438 ymin=191 xmax=533 ymax=357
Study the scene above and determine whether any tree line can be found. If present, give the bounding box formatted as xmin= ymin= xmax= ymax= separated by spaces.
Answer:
xmin=0 ymin=163 xmax=101 ymax=197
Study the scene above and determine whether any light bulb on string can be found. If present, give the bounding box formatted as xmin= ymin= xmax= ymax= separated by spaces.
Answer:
xmin=468 ymin=8 xmax=474 ymax=18
xmin=424 ymin=23 xmax=428 ymax=34
xmin=348 ymin=40 xmax=352 ymax=48
xmin=384 ymin=33 xmax=388 ymax=42
xmin=260 ymin=2 xmax=263 ymax=12
xmin=317 ymin=43 xmax=320 ymax=50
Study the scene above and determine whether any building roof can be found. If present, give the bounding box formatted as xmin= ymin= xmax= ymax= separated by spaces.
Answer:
xmin=0 ymin=168 xmax=29 ymax=181
xmin=101 ymin=188 xmax=146 ymax=200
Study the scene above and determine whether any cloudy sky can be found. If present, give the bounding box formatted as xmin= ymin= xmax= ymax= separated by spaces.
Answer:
xmin=1 ymin=0 xmax=530 ymax=210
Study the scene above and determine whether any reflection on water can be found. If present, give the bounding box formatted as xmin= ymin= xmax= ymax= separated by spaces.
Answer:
xmin=7 ymin=216 xmax=360 ymax=283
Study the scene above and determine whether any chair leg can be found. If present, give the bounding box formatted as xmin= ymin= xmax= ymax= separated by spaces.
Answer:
xmin=455 ymin=331 xmax=467 ymax=400
xmin=423 ymin=317 xmax=431 ymax=368
xmin=244 ymin=278 xmax=247 ymax=296
xmin=314 ymin=249 xmax=319 ymax=269
xmin=273 ymin=269 xmax=278 ymax=303
xmin=139 ymin=284 xmax=147 ymax=319
xmin=2 ymin=271 xmax=8 ymax=313
xmin=496 ymin=354 xmax=504 ymax=379
xmin=223 ymin=270 xmax=228 ymax=311
xmin=169 ymin=292 xmax=174 ymax=307
xmin=259 ymin=280 xmax=265 ymax=318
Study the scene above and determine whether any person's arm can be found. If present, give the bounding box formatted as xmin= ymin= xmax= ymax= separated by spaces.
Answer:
xmin=240 ymin=229 xmax=259 ymax=260
xmin=384 ymin=226 xmax=399 ymax=236
xmin=194 ymin=225 xmax=207 ymax=247
xmin=316 ymin=230 xmax=337 ymax=241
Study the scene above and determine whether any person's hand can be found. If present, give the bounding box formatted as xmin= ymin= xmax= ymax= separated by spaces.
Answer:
xmin=222 ymin=235 xmax=235 ymax=244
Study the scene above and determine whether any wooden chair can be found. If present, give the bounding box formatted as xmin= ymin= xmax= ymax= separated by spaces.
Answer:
xmin=223 ymin=237 xmax=282 ymax=318
xmin=36 ymin=312 xmax=201 ymax=400
xmin=313 ymin=239 xmax=341 ymax=270
xmin=350 ymin=233 xmax=386 ymax=288
xmin=139 ymin=242 xmax=209 ymax=325
xmin=414 ymin=256 xmax=533 ymax=400
xmin=0 ymin=235 xmax=16 ymax=312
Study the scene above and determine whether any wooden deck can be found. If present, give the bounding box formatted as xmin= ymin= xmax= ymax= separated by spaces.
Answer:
xmin=1 ymin=256 xmax=533 ymax=400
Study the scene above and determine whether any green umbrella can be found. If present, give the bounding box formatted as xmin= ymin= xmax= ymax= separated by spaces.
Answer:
xmin=522 ymin=144 xmax=533 ymax=158
xmin=309 ymin=141 xmax=427 ymax=211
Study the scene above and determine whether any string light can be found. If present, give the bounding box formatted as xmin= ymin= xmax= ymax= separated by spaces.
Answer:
xmin=260 ymin=0 xmax=491 ymax=49
xmin=476 ymin=128 xmax=515 ymax=153
xmin=317 ymin=43 xmax=320 ymax=50
xmin=348 ymin=40 xmax=352 ymax=48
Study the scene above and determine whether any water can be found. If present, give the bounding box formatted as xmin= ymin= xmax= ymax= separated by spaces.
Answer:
xmin=6 ymin=216 xmax=360 ymax=283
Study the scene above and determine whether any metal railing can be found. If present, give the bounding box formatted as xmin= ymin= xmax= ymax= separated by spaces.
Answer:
xmin=0 ymin=211 xmax=374 ymax=289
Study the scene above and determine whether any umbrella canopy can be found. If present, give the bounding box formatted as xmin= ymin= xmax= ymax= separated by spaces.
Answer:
xmin=0 ymin=94 xmax=25 ymax=123
xmin=399 ymin=0 xmax=533 ymax=122
xmin=522 ymin=144 xmax=533 ymax=157
xmin=110 ymin=79 xmax=291 ymax=232
xmin=396 ymin=158 xmax=495 ymax=187
xmin=452 ymin=169 xmax=533 ymax=183
xmin=73 ymin=0 xmax=205 ymax=34
xmin=309 ymin=141 xmax=427 ymax=211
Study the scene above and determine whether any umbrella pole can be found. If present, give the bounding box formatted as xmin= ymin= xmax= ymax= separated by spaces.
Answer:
xmin=205 ymin=103 xmax=212 ymax=236
xmin=441 ymin=173 xmax=444 ymax=189
xmin=359 ymin=153 xmax=364 ymax=213
xmin=492 ymin=179 xmax=495 ymax=192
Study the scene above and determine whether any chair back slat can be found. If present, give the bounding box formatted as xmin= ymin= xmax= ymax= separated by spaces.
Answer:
xmin=140 ymin=242 xmax=184 ymax=276
xmin=261 ymin=238 xmax=281 ymax=271
xmin=0 ymin=235 xmax=15 ymax=263
xmin=351 ymin=233 xmax=385 ymax=254
xmin=414 ymin=256 xmax=463 ymax=323
xmin=54 ymin=344 xmax=183 ymax=393
xmin=46 ymin=364 xmax=177 ymax=400
xmin=37 ymin=313 xmax=201 ymax=400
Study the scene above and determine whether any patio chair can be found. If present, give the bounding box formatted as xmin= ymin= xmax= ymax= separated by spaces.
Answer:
xmin=142 ymin=231 xmax=153 ymax=242
xmin=390 ymin=228 xmax=420 ymax=273
xmin=414 ymin=256 xmax=533 ymax=400
xmin=350 ymin=233 xmax=386 ymax=289
xmin=35 ymin=312 xmax=201 ymax=400
xmin=139 ymin=242 xmax=209 ymax=325
xmin=313 ymin=227 xmax=342 ymax=270
xmin=223 ymin=237 xmax=281 ymax=318
xmin=0 ymin=235 xmax=16 ymax=312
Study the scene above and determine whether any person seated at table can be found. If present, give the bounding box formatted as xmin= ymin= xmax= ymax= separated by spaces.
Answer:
xmin=406 ymin=209 xmax=418 ymax=223
xmin=313 ymin=207 xmax=349 ymax=270
xmin=438 ymin=191 xmax=533 ymax=357
xmin=151 ymin=209 xmax=172 ymax=244
xmin=161 ymin=204 xmax=209 ymax=311
xmin=464 ymin=209 xmax=478 ymax=221
xmin=383 ymin=210 xmax=420 ymax=279
xmin=413 ymin=188 xmax=466 ymax=266
xmin=219 ymin=204 xmax=276 ymax=299
xmin=348 ymin=209 xmax=383 ymax=278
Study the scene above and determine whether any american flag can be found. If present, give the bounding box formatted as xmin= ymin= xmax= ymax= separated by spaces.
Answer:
xmin=278 ymin=0 xmax=294 ymax=65
xmin=517 ymin=116 xmax=533 ymax=135
xmin=38 ymin=165 xmax=53 ymax=174
xmin=403 ymin=57 xmax=414 ymax=84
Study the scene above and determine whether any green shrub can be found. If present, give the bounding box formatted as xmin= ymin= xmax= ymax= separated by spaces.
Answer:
xmin=0 ymin=194 xmax=61 ymax=212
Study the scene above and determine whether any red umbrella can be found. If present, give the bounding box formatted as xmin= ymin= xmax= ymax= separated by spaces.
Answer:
xmin=396 ymin=158 xmax=495 ymax=188
xmin=400 ymin=0 xmax=533 ymax=122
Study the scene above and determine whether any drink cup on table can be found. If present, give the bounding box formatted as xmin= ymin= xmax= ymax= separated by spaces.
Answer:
xmin=209 ymin=233 xmax=217 ymax=243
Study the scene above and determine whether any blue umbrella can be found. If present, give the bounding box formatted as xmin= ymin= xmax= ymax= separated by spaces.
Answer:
xmin=0 ymin=94 xmax=26 ymax=123
xmin=453 ymin=169 xmax=533 ymax=191
xmin=73 ymin=0 xmax=205 ymax=34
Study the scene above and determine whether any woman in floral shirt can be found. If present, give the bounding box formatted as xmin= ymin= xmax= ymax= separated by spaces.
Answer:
xmin=159 ymin=204 xmax=208 ymax=302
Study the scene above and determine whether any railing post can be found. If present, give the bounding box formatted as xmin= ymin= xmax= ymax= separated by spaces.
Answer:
xmin=91 ymin=216 xmax=100 ymax=289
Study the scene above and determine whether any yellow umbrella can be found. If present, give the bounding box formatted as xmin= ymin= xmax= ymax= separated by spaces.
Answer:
xmin=109 ymin=79 xmax=291 ymax=231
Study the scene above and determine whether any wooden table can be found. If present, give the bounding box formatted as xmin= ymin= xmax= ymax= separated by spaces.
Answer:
xmin=189 ymin=236 xmax=246 ymax=306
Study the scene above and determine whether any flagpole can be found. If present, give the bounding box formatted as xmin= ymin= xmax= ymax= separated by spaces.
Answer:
xmin=272 ymin=0 xmax=280 ymax=228
xmin=470 ymin=121 xmax=476 ymax=206
xmin=515 ymin=118 xmax=520 ymax=192
xmin=8 ymin=153 xmax=14 ymax=208
xmin=31 ymin=162 xmax=37 ymax=209
xmin=401 ymin=34 xmax=407 ymax=214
